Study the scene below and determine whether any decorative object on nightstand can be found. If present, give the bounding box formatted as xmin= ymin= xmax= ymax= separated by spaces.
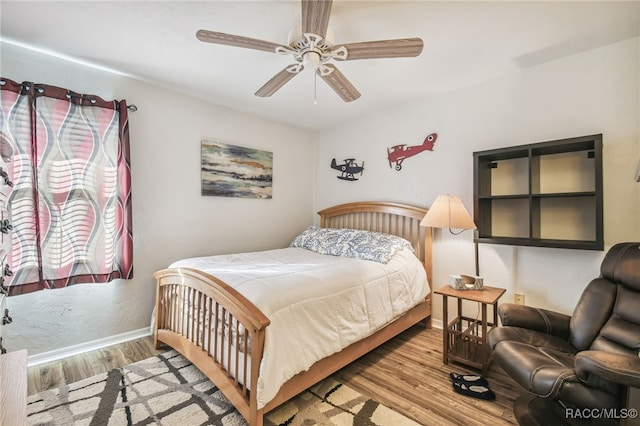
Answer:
xmin=421 ymin=194 xmax=482 ymax=278
xmin=435 ymin=284 xmax=506 ymax=372
xmin=449 ymin=274 xmax=483 ymax=291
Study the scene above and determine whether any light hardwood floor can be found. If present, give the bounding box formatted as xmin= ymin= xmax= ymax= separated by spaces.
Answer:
xmin=27 ymin=326 xmax=524 ymax=425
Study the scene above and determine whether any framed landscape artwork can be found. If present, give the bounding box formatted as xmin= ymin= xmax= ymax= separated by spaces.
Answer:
xmin=201 ymin=140 xmax=273 ymax=199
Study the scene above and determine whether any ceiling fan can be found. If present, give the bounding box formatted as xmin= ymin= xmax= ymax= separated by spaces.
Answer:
xmin=196 ymin=0 xmax=423 ymax=102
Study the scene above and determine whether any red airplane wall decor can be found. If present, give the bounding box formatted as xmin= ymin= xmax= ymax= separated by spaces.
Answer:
xmin=387 ymin=132 xmax=437 ymax=171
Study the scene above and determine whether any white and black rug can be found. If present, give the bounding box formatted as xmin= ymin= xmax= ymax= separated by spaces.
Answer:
xmin=27 ymin=350 xmax=420 ymax=426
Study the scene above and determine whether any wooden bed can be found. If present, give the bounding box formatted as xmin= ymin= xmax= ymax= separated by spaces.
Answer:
xmin=153 ymin=201 xmax=432 ymax=426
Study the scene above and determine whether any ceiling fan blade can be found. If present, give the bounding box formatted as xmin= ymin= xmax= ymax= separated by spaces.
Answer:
xmin=196 ymin=30 xmax=282 ymax=53
xmin=318 ymin=65 xmax=361 ymax=102
xmin=255 ymin=67 xmax=301 ymax=97
xmin=336 ymin=38 xmax=424 ymax=60
xmin=301 ymin=0 xmax=333 ymax=39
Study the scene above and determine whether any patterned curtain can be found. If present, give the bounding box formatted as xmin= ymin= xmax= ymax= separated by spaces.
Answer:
xmin=0 ymin=78 xmax=133 ymax=295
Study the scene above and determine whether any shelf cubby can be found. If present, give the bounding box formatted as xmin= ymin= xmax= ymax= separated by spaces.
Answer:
xmin=473 ymin=134 xmax=603 ymax=250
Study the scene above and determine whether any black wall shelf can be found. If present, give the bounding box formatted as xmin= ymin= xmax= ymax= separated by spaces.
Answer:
xmin=473 ymin=134 xmax=603 ymax=251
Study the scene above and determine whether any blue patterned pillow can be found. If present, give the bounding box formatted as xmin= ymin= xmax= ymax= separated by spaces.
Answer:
xmin=290 ymin=226 xmax=412 ymax=263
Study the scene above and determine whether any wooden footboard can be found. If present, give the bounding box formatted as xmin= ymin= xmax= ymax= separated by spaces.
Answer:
xmin=154 ymin=268 xmax=430 ymax=425
xmin=153 ymin=267 xmax=270 ymax=425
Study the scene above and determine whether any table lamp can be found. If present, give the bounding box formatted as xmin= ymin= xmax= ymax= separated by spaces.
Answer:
xmin=420 ymin=194 xmax=480 ymax=276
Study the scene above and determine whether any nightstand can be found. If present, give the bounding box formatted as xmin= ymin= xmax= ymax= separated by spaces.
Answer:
xmin=435 ymin=285 xmax=506 ymax=372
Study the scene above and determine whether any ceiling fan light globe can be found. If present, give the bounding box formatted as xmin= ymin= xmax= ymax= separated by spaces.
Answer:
xmin=303 ymin=51 xmax=321 ymax=70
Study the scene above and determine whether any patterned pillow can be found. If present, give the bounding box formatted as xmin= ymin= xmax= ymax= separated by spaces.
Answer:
xmin=289 ymin=226 xmax=412 ymax=263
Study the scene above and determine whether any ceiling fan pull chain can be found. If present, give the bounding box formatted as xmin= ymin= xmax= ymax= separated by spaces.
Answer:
xmin=313 ymin=72 xmax=318 ymax=106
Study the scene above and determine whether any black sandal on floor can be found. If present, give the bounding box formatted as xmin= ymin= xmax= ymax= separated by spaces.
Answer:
xmin=452 ymin=382 xmax=496 ymax=400
xmin=449 ymin=372 xmax=489 ymax=387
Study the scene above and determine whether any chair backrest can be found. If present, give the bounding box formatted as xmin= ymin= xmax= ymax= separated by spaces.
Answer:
xmin=569 ymin=243 xmax=640 ymax=352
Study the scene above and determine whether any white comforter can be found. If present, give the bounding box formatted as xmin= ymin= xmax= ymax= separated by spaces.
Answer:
xmin=170 ymin=246 xmax=429 ymax=409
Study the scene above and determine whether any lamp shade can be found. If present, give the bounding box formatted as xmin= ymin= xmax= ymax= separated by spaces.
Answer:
xmin=420 ymin=194 xmax=477 ymax=230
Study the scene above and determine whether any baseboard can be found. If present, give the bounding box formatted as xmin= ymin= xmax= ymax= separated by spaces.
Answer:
xmin=27 ymin=319 xmax=442 ymax=367
xmin=431 ymin=318 xmax=443 ymax=329
xmin=27 ymin=327 xmax=152 ymax=367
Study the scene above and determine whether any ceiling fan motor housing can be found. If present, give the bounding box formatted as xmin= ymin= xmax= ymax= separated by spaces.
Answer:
xmin=277 ymin=33 xmax=347 ymax=75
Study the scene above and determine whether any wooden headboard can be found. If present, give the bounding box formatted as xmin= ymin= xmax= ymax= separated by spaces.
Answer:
xmin=317 ymin=201 xmax=432 ymax=286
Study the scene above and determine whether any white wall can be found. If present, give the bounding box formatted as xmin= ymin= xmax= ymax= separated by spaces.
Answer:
xmin=314 ymin=37 xmax=640 ymax=322
xmin=1 ymin=43 xmax=315 ymax=356
xmin=1 ymin=35 xmax=638 ymax=356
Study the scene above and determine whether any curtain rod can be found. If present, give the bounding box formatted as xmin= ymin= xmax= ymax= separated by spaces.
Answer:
xmin=1 ymin=78 xmax=138 ymax=112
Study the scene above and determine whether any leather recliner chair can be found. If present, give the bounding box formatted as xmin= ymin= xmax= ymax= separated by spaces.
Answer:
xmin=487 ymin=242 xmax=640 ymax=425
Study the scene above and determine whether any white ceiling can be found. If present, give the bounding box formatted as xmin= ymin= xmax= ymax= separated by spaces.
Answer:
xmin=1 ymin=1 xmax=639 ymax=131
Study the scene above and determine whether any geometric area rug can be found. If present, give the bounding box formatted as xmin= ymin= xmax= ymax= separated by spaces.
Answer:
xmin=27 ymin=350 xmax=420 ymax=426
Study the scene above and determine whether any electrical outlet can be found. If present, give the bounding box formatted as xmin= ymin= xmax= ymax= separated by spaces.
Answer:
xmin=514 ymin=293 xmax=525 ymax=305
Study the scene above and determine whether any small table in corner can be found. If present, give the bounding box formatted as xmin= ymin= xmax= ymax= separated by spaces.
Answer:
xmin=435 ymin=284 xmax=506 ymax=373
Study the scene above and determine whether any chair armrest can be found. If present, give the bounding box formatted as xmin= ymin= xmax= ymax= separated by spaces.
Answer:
xmin=575 ymin=350 xmax=640 ymax=388
xmin=498 ymin=303 xmax=571 ymax=340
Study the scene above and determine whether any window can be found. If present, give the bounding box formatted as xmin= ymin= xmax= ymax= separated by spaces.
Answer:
xmin=0 ymin=78 xmax=133 ymax=295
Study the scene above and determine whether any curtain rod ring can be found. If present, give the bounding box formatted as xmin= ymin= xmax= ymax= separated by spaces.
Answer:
xmin=127 ymin=104 xmax=138 ymax=112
